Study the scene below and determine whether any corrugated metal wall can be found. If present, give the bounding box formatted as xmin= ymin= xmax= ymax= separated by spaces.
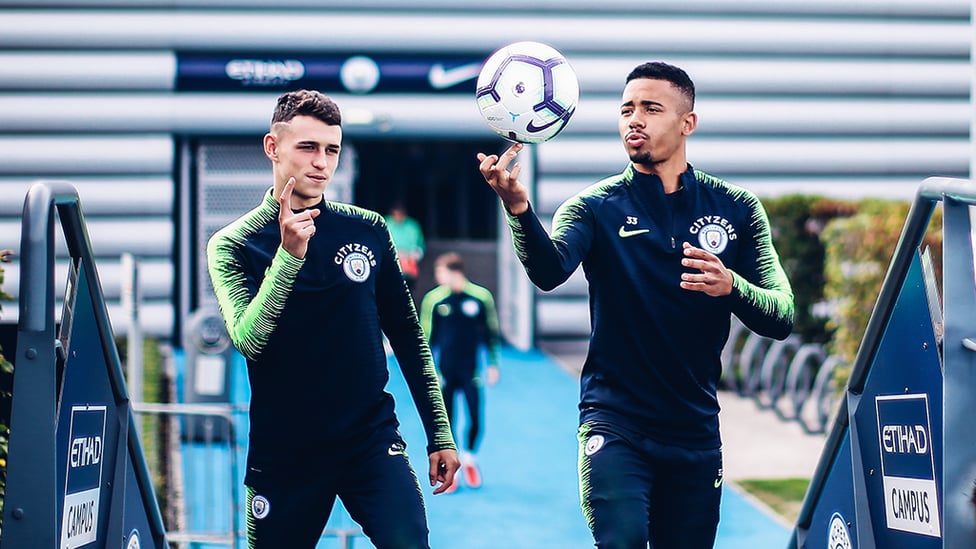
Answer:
xmin=0 ymin=1 xmax=970 ymax=343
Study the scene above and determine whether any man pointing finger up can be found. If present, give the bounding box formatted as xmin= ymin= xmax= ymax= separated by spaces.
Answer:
xmin=208 ymin=89 xmax=459 ymax=548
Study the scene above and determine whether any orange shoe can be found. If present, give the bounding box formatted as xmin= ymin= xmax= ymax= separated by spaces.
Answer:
xmin=462 ymin=461 xmax=482 ymax=489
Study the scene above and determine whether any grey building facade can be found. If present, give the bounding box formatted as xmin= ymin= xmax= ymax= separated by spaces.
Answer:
xmin=0 ymin=0 xmax=971 ymax=348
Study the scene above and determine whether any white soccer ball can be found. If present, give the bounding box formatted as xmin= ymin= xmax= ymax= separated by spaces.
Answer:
xmin=475 ymin=41 xmax=580 ymax=144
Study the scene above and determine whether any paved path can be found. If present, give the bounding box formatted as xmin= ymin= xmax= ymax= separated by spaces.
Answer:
xmin=717 ymin=390 xmax=827 ymax=481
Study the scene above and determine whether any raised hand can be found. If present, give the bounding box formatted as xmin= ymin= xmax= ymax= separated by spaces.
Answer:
xmin=476 ymin=142 xmax=530 ymax=215
xmin=278 ymin=177 xmax=320 ymax=259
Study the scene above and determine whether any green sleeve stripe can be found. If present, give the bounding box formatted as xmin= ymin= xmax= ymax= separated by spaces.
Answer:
xmin=466 ymin=282 xmax=502 ymax=367
xmin=418 ymin=285 xmax=451 ymax=341
xmin=738 ymin=194 xmax=794 ymax=321
xmin=695 ymin=170 xmax=794 ymax=329
xmin=207 ymin=192 xmax=304 ymax=361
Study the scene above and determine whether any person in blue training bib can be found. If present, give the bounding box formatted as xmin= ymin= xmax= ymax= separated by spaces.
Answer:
xmin=208 ymin=89 xmax=459 ymax=548
xmin=419 ymin=252 xmax=501 ymax=491
xmin=477 ymin=62 xmax=795 ymax=548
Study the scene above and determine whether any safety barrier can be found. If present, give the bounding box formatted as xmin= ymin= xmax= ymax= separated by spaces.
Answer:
xmin=131 ymin=400 xmax=365 ymax=548
xmin=132 ymin=402 xmax=243 ymax=547
xmin=721 ymin=317 xmax=846 ymax=435
xmin=787 ymin=177 xmax=976 ymax=547
xmin=3 ymin=181 xmax=168 ymax=548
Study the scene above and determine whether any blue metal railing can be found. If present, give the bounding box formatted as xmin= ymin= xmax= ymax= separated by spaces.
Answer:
xmin=789 ymin=177 xmax=976 ymax=548
xmin=4 ymin=181 xmax=167 ymax=547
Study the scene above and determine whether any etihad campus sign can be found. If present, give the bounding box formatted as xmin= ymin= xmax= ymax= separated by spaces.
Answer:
xmin=60 ymin=405 xmax=107 ymax=548
xmin=875 ymin=394 xmax=941 ymax=538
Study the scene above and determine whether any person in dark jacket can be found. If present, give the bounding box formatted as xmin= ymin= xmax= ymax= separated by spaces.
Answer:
xmin=208 ymin=89 xmax=458 ymax=548
xmin=420 ymin=252 xmax=501 ymax=491
xmin=477 ymin=61 xmax=794 ymax=549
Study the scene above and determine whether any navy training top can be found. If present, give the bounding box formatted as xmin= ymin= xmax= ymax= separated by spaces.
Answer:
xmin=207 ymin=189 xmax=455 ymax=477
xmin=506 ymin=164 xmax=794 ymax=449
xmin=419 ymin=281 xmax=501 ymax=380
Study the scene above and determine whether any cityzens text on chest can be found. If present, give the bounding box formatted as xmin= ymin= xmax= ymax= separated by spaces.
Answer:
xmin=688 ymin=215 xmax=737 ymax=240
xmin=333 ymin=242 xmax=377 ymax=266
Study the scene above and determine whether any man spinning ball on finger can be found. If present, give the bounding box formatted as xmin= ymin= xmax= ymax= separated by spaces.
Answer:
xmin=208 ymin=89 xmax=459 ymax=548
xmin=477 ymin=62 xmax=794 ymax=548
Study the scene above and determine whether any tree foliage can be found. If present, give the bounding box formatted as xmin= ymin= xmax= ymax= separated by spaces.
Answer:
xmin=820 ymin=201 xmax=943 ymax=364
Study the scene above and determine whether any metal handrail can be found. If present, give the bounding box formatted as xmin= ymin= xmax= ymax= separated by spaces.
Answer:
xmin=132 ymin=400 xmax=365 ymax=548
xmin=789 ymin=176 xmax=976 ymax=548
xmin=133 ymin=402 xmax=244 ymax=547
xmin=4 ymin=181 xmax=168 ymax=547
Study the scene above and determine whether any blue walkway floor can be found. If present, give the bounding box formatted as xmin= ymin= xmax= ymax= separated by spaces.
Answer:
xmin=323 ymin=346 xmax=789 ymax=548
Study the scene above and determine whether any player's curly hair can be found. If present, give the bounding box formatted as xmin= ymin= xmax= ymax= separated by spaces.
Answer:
xmin=626 ymin=61 xmax=695 ymax=110
xmin=272 ymin=89 xmax=342 ymax=127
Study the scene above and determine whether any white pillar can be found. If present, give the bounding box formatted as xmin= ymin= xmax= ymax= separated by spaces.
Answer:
xmin=496 ymin=147 xmax=535 ymax=351
xmin=120 ymin=252 xmax=143 ymax=404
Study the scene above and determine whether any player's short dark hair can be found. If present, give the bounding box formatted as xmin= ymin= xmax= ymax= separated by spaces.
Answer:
xmin=272 ymin=89 xmax=342 ymax=127
xmin=435 ymin=252 xmax=464 ymax=273
xmin=626 ymin=62 xmax=695 ymax=110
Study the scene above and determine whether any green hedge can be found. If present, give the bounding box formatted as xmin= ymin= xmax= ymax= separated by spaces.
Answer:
xmin=763 ymin=195 xmax=857 ymax=343
xmin=820 ymin=200 xmax=942 ymax=364
xmin=764 ymin=195 xmax=943 ymax=391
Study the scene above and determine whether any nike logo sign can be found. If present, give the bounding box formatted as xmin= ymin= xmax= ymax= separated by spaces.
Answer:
xmin=388 ymin=442 xmax=406 ymax=457
xmin=525 ymin=117 xmax=564 ymax=133
xmin=714 ymin=477 xmax=724 ymax=488
xmin=428 ymin=63 xmax=481 ymax=89
xmin=618 ymin=226 xmax=650 ymax=238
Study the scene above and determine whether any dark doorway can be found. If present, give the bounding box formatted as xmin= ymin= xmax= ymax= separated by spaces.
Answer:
xmin=349 ymin=137 xmax=507 ymax=301
xmin=349 ymin=137 xmax=504 ymax=241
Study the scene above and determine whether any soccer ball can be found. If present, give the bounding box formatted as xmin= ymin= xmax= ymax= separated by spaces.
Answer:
xmin=475 ymin=41 xmax=579 ymax=144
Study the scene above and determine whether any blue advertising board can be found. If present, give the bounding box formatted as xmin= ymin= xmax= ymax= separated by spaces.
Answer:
xmin=55 ymin=264 xmax=121 ymax=549
xmin=850 ymin=253 xmax=943 ymax=547
xmin=177 ymin=53 xmax=484 ymax=93
xmin=799 ymin=253 xmax=944 ymax=548
xmin=52 ymin=262 xmax=161 ymax=548
xmin=804 ymin=436 xmax=859 ymax=549
xmin=4 ymin=182 xmax=167 ymax=547
xmin=60 ymin=405 xmax=107 ymax=547
xmin=791 ymin=178 xmax=976 ymax=548
xmin=874 ymin=394 xmax=940 ymax=537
